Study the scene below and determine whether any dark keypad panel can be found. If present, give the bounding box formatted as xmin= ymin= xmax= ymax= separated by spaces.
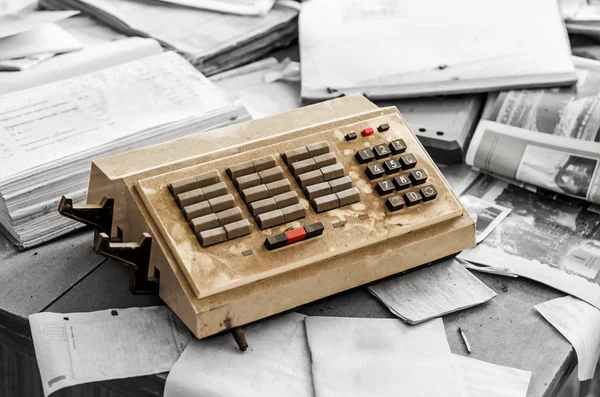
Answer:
xmin=350 ymin=126 xmax=438 ymax=212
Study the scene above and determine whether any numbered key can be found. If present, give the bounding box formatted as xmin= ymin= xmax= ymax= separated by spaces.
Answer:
xmin=389 ymin=139 xmax=407 ymax=154
xmin=404 ymin=190 xmax=423 ymax=207
xmin=393 ymin=175 xmax=411 ymax=190
xmin=385 ymin=195 xmax=405 ymax=212
xmin=399 ymin=154 xmax=417 ymax=169
xmin=366 ymin=163 xmax=385 ymax=180
xmin=355 ymin=148 xmax=375 ymax=164
xmin=376 ymin=180 xmax=395 ymax=195
xmin=420 ymin=185 xmax=438 ymax=201
xmin=383 ymin=158 xmax=401 ymax=174
xmin=409 ymin=169 xmax=428 ymax=185
xmin=372 ymin=144 xmax=391 ymax=159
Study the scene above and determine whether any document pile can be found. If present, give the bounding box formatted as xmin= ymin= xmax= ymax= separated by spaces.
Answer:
xmin=0 ymin=51 xmax=250 ymax=248
xmin=0 ymin=9 xmax=82 ymax=71
xmin=40 ymin=0 xmax=299 ymax=75
xmin=299 ymin=0 xmax=576 ymax=100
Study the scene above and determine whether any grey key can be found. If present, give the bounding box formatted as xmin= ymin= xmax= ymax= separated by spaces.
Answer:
xmin=306 ymin=141 xmax=330 ymax=157
xmin=252 ymin=155 xmax=276 ymax=172
xmin=282 ymin=147 xmax=309 ymax=165
xmin=249 ymin=197 xmax=277 ymax=217
xmin=190 ymin=213 xmax=219 ymax=234
xmin=169 ymin=176 xmax=197 ymax=196
xmin=242 ymin=184 xmax=269 ymax=204
xmin=225 ymin=219 xmax=251 ymax=240
xmin=336 ymin=187 xmax=361 ymax=206
xmin=273 ymin=191 xmax=299 ymax=208
xmin=311 ymin=193 xmax=340 ymax=213
xmin=195 ymin=170 xmax=220 ymax=188
xmin=217 ymin=207 xmax=243 ymax=226
xmin=297 ymin=169 xmax=324 ymax=188
xmin=304 ymin=182 xmax=331 ymax=200
xmin=281 ymin=203 xmax=306 ymax=223
xmin=227 ymin=161 xmax=255 ymax=179
xmin=259 ymin=166 xmax=283 ymax=184
xmin=197 ymin=227 xmax=227 ymax=248
xmin=313 ymin=152 xmax=337 ymax=168
xmin=290 ymin=158 xmax=316 ymax=176
xmin=208 ymin=194 xmax=235 ymax=213
xmin=256 ymin=209 xmax=285 ymax=230
xmin=176 ymin=188 xmax=204 ymax=208
xmin=321 ymin=163 xmax=345 ymax=181
xmin=183 ymin=201 xmax=211 ymax=220
xmin=234 ymin=172 xmax=261 ymax=191
xmin=266 ymin=179 xmax=291 ymax=196
xmin=329 ymin=176 xmax=353 ymax=193
xmin=202 ymin=182 xmax=227 ymax=200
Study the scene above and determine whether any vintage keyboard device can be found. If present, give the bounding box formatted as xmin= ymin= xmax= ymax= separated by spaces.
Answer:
xmin=59 ymin=95 xmax=475 ymax=348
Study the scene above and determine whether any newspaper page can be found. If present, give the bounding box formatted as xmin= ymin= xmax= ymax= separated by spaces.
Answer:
xmin=457 ymin=174 xmax=600 ymax=310
xmin=30 ymin=306 xmax=191 ymax=397
xmin=466 ymin=57 xmax=600 ymax=205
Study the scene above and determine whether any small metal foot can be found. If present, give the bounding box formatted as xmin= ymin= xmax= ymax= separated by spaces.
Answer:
xmin=231 ymin=327 xmax=248 ymax=351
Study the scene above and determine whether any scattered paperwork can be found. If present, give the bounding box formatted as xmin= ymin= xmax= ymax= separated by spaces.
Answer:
xmin=368 ymin=258 xmax=496 ymax=324
xmin=0 ymin=37 xmax=162 ymax=94
xmin=30 ymin=306 xmax=191 ymax=397
xmin=164 ymin=313 xmax=313 ymax=397
xmin=305 ymin=316 xmax=531 ymax=397
xmin=211 ymin=57 xmax=301 ymax=119
xmin=0 ymin=9 xmax=78 ymax=39
xmin=41 ymin=0 xmax=299 ymax=75
xmin=0 ymin=51 xmax=250 ymax=248
xmin=300 ymin=0 xmax=576 ymax=100
xmin=460 ymin=195 xmax=511 ymax=243
xmin=0 ymin=23 xmax=82 ymax=62
xmin=536 ymin=296 xmax=600 ymax=381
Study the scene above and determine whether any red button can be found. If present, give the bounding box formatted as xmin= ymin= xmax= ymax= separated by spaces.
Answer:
xmin=285 ymin=227 xmax=307 ymax=245
xmin=361 ymin=127 xmax=374 ymax=137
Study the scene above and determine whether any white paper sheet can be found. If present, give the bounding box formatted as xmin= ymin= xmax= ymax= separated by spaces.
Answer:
xmin=368 ymin=258 xmax=496 ymax=324
xmin=164 ymin=312 xmax=313 ymax=397
xmin=156 ymin=0 xmax=276 ymax=16
xmin=57 ymin=15 xmax=126 ymax=44
xmin=0 ymin=52 xmax=55 ymax=71
xmin=535 ymin=296 xmax=600 ymax=380
xmin=305 ymin=317 xmax=466 ymax=397
xmin=0 ymin=23 xmax=82 ymax=61
xmin=29 ymin=306 xmax=191 ymax=397
xmin=0 ymin=37 xmax=162 ymax=94
xmin=460 ymin=195 xmax=512 ymax=243
xmin=453 ymin=355 xmax=531 ymax=397
xmin=212 ymin=58 xmax=301 ymax=119
xmin=0 ymin=51 xmax=231 ymax=182
xmin=0 ymin=9 xmax=78 ymax=39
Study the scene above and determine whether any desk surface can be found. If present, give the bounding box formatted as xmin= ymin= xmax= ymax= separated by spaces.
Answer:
xmin=0 ymin=224 xmax=573 ymax=397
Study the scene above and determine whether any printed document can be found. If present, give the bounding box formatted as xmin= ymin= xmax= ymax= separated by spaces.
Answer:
xmin=164 ymin=313 xmax=313 ymax=397
xmin=29 ymin=306 xmax=191 ymax=397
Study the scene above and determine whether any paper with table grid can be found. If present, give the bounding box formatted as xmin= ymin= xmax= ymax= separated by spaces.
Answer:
xmin=29 ymin=306 xmax=191 ymax=397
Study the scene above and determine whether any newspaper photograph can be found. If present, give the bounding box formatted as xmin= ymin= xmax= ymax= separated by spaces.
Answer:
xmin=457 ymin=175 xmax=600 ymax=310
xmin=459 ymin=195 xmax=511 ymax=243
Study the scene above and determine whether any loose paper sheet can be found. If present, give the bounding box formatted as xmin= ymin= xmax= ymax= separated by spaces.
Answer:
xmin=368 ymin=258 xmax=496 ymax=324
xmin=29 ymin=306 xmax=191 ymax=397
xmin=305 ymin=317 xmax=466 ymax=397
xmin=454 ymin=355 xmax=531 ymax=397
xmin=460 ymin=195 xmax=512 ymax=243
xmin=156 ymin=0 xmax=276 ymax=16
xmin=0 ymin=23 xmax=82 ymax=61
xmin=164 ymin=312 xmax=313 ymax=397
xmin=536 ymin=296 xmax=600 ymax=380
xmin=0 ymin=9 xmax=78 ymax=39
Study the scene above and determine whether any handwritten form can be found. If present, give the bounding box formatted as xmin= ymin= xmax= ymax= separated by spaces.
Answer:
xmin=536 ymin=296 xmax=600 ymax=380
xmin=29 ymin=307 xmax=191 ymax=397
xmin=0 ymin=51 xmax=231 ymax=183
xmin=368 ymin=258 xmax=496 ymax=324
xmin=164 ymin=312 xmax=313 ymax=397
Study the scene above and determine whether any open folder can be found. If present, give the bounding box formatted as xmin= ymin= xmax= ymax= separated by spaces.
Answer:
xmin=300 ymin=0 xmax=577 ymax=100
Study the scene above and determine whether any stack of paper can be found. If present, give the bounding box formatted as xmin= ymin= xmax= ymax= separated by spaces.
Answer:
xmin=40 ymin=0 xmax=299 ymax=75
xmin=0 ymin=9 xmax=83 ymax=71
xmin=0 ymin=51 xmax=250 ymax=248
xmin=300 ymin=0 xmax=576 ymax=100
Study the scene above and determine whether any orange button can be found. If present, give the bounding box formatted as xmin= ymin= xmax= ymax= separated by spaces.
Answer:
xmin=361 ymin=127 xmax=374 ymax=137
xmin=285 ymin=227 xmax=307 ymax=245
